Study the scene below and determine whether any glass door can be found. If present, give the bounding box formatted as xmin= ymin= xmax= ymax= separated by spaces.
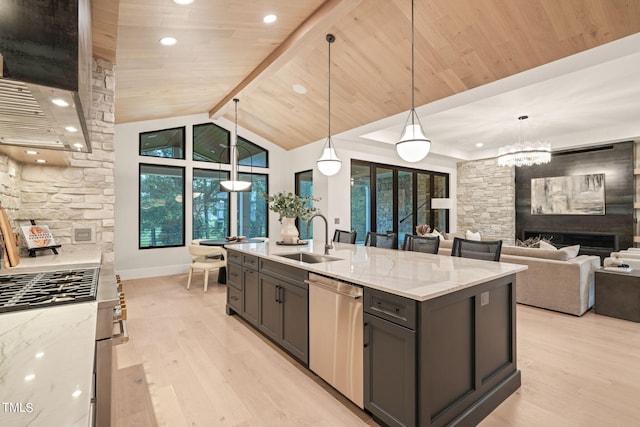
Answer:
xmin=397 ymin=170 xmax=414 ymax=248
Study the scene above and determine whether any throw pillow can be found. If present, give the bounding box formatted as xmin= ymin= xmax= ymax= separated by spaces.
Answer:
xmin=428 ymin=229 xmax=444 ymax=240
xmin=466 ymin=230 xmax=481 ymax=241
xmin=559 ymin=245 xmax=580 ymax=259
xmin=539 ymin=240 xmax=557 ymax=251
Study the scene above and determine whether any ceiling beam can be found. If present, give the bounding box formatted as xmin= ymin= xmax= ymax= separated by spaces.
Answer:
xmin=209 ymin=0 xmax=361 ymax=118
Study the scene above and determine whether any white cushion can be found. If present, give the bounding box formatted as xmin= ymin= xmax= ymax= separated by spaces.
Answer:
xmin=538 ymin=240 xmax=556 ymax=251
xmin=559 ymin=245 xmax=580 ymax=259
xmin=466 ymin=230 xmax=481 ymax=241
xmin=428 ymin=229 xmax=444 ymax=240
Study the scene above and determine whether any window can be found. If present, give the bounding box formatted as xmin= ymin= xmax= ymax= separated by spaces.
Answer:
xmin=351 ymin=160 xmax=449 ymax=247
xmin=237 ymin=173 xmax=268 ymax=238
xmin=140 ymin=127 xmax=185 ymax=159
xmin=139 ymin=164 xmax=185 ymax=248
xmin=192 ymin=123 xmax=269 ymax=168
xmin=295 ymin=170 xmax=314 ymax=240
xmin=138 ymin=122 xmax=270 ymax=249
xmin=238 ymin=136 xmax=269 ymax=168
xmin=193 ymin=123 xmax=230 ymax=163
xmin=193 ymin=169 xmax=230 ymax=240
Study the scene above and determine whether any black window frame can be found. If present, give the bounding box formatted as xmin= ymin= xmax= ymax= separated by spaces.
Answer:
xmin=138 ymin=163 xmax=186 ymax=249
xmin=139 ymin=126 xmax=186 ymax=159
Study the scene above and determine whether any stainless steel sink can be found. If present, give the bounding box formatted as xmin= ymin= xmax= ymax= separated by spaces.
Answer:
xmin=275 ymin=252 xmax=342 ymax=264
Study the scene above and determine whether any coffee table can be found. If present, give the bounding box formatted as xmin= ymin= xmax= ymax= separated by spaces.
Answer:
xmin=594 ymin=268 xmax=640 ymax=322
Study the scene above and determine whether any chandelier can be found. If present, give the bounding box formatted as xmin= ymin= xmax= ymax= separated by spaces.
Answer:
xmin=498 ymin=115 xmax=551 ymax=167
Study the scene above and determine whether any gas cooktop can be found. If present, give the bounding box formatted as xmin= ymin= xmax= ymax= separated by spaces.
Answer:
xmin=0 ymin=268 xmax=99 ymax=313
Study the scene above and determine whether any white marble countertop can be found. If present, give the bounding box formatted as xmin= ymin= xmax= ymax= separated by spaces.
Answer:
xmin=227 ymin=240 xmax=527 ymax=301
xmin=3 ymin=249 xmax=102 ymax=273
xmin=0 ymin=248 xmax=106 ymax=427
xmin=0 ymin=303 xmax=97 ymax=427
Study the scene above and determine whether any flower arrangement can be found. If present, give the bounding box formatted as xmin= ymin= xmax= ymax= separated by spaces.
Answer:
xmin=264 ymin=191 xmax=319 ymax=222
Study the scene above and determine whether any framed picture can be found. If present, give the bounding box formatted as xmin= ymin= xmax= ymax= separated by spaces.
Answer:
xmin=21 ymin=225 xmax=57 ymax=249
xmin=531 ymin=174 xmax=605 ymax=215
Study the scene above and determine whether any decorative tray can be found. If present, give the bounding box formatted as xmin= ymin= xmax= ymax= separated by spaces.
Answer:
xmin=275 ymin=240 xmax=308 ymax=246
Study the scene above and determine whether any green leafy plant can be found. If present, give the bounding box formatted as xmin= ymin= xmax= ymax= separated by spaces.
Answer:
xmin=264 ymin=191 xmax=319 ymax=222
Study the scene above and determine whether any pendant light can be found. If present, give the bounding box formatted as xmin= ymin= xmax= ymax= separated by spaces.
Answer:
xmin=316 ymin=33 xmax=342 ymax=176
xmin=396 ymin=0 xmax=431 ymax=163
xmin=221 ymin=98 xmax=252 ymax=192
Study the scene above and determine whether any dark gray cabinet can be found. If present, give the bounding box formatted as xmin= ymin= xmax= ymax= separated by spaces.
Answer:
xmin=258 ymin=259 xmax=309 ymax=365
xmin=364 ymin=288 xmax=417 ymax=427
xmin=242 ymin=254 xmax=260 ymax=326
xmin=225 ymin=251 xmax=242 ymax=315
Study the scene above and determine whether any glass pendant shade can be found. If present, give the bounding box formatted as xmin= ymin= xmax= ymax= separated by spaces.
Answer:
xmin=220 ymin=179 xmax=251 ymax=192
xmin=396 ymin=110 xmax=431 ymax=162
xmin=316 ymin=140 xmax=342 ymax=176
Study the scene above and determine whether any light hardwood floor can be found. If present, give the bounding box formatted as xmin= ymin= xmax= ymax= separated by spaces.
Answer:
xmin=112 ymin=273 xmax=640 ymax=427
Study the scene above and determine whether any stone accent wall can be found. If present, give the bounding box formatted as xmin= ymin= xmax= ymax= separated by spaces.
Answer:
xmin=457 ymin=158 xmax=515 ymax=244
xmin=9 ymin=57 xmax=116 ymax=265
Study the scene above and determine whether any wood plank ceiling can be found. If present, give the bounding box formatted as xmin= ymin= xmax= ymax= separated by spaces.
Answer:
xmin=95 ymin=0 xmax=640 ymax=151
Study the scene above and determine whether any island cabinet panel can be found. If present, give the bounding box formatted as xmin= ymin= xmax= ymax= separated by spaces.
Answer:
xmin=242 ymin=268 xmax=259 ymax=326
xmin=258 ymin=259 xmax=309 ymax=365
xmin=364 ymin=312 xmax=416 ymax=427
xmin=258 ymin=274 xmax=281 ymax=341
xmin=419 ymin=274 xmax=520 ymax=427
xmin=225 ymin=250 xmax=243 ymax=315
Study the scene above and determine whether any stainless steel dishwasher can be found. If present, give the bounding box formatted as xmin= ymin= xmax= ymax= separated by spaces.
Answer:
xmin=306 ymin=272 xmax=364 ymax=408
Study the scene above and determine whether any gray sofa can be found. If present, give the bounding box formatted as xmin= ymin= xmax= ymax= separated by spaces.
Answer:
xmin=438 ymin=239 xmax=600 ymax=316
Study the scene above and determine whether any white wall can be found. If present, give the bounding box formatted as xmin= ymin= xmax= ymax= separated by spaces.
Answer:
xmin=114 ymin=113 xmax=459 ymax=279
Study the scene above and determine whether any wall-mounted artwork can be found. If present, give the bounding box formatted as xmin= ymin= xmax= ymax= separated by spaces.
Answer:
xmin=531 ymin=174 xmax=605 ymax=215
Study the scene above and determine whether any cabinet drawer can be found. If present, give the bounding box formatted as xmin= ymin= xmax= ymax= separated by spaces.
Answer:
xmin=364 ymin=288 xmax=417 ymax=330
xmin=242 ymin=254 xmax=259 ymax=270
xmin=227 ymin=262 xmax=242 ymax=290
xmin=259 ymin=258 xmax=308 ymax=285
xmin=227 ymin=250 xmax=242 ymax=264
xmin=227 ymin=286 xmax=241 ymax=312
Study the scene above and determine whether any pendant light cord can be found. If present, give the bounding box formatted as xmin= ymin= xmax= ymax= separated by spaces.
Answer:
xmin=326 ymin=34 xmax=335 ymax=142
xmin=232 ymin=98 xmax=239 ymax=180
xmin=411 ymin=0 xmax=415 ymax=112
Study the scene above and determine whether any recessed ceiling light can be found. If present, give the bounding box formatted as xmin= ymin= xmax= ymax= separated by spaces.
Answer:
xmin=36 ymin=159 xmax=47 ymax=163
xmin=292 ymin=84 xmax=307 ymax=95
xmin=65 ymin=126 xmax=78 ymax=132
xmin=160 ymin=37 xmax=177 ymax=46
xmin=73 ymin=143 xmax=84 ymax=148
xmin=51 ymin=98 xmax=69 ymax=107
xmin=173 ymin=0 xmax=193 ymax=4
xmin=476 ymin=142 xmax=484 ymax=148
xmin=25 ymin=150 xmax=39 ymax=155
xmin=263 ymin=14 xmax=277 ymax=24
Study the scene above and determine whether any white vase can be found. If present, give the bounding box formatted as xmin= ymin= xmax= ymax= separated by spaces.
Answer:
xmin=281 ymin=218 xmax=299 ymax=244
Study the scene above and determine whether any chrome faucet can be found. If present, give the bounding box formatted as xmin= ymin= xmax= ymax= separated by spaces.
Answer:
xmin=307 ymin=213 xmax=333 ymax=255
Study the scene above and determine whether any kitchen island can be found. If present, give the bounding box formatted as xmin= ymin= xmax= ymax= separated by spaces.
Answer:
xmin=225 ymin=240 xmax=526 ymax=427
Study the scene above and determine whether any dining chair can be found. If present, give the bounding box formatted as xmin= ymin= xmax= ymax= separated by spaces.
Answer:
xmin=333 ymin=229 xmax=357 ymax=244
xmin=451 ymin=237 xmax=502 ymax=261
xmin=402 ymin=234 xmax=440 ymax=254
xmin=186 ymin=244 xmax=227 ymax=292
xmin=364 ymin=232 xmax=398 ymax=249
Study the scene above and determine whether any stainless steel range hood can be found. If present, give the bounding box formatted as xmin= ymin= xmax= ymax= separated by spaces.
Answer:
xmin=0 ymin=0 xmax=92 ymax=154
